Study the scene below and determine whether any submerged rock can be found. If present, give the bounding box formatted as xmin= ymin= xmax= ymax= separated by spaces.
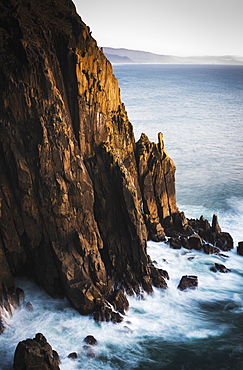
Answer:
xmin=177 ymin=275 xmax=198 ymax=291
xmin=68 ymin=352 xmax=78 ymax=359
xmin=25 ymin=302 xmax=34 ymax=311
xmin=210 ymin=263 xmax=231 ymax=273
xmin=13 ymin=333 xmax=60 ymax=370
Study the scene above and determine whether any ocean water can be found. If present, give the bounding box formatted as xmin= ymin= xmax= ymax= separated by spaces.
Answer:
xmin=1 ymin=64 xmax=243 ymax=369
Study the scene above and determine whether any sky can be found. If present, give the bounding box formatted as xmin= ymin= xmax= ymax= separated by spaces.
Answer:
xmin=73 ymin=0 xmax=243 ymax=57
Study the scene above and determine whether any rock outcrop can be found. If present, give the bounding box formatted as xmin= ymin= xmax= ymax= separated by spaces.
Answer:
xmin=135 ymin=132 xmax=178 ymax=241
xmin=0 ymin=0 xmax=173 ymax=324
xmin=177 ymin=275 xmax=198 ymax=291
xmin=0 ymin=0 xmax=234 ymax=329
xmin=13 ymin=333 xmax=60 ymax=370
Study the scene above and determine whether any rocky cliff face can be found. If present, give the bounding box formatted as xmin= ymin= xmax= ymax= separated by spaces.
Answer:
xmin=0 ymin=0 xmax=178 ymax=323
xmin=0 ymin=0 xmax=232 ymax=329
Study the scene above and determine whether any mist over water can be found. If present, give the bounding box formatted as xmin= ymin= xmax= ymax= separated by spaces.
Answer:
xmin=1 ymin=64 xmax=243 ymax=369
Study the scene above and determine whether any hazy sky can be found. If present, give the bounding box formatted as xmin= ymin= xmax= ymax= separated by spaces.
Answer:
xmin=73 ymin=0 xmax=243 ymax=57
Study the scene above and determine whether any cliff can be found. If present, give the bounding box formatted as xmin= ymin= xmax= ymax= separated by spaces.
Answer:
xmin=0 ymin=0 xmax=233 ymax=328
xmin=0 ymin=0 xmax=178 ymax=324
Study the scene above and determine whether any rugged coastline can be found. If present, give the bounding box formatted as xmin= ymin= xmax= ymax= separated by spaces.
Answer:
xmin=0 ymin=0 xmax=242 ymax=367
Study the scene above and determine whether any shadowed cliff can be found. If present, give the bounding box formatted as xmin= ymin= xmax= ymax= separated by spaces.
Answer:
xmin=0 ymin=0 xmax=233 ymax=328
xmin=0 ymin=0 xmax=178 ymax=323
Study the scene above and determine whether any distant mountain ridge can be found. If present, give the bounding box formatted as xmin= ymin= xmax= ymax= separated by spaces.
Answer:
xmin=104 ymin=47 xmax=243 ymax=65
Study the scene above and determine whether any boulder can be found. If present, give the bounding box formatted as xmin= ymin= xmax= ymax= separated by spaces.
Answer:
xmin=169 ymin=237 xmax=181 ymax=249
xmin=13 ymin=333 xmax=60 ymax=370
xmin=180 ymin=236 xmax=190 ymax=249
xmin=187 ymin=234 xmax=203 ymax=250
xmin=203 ymin=244 xmax=220 ymax=254
xmin=25 ymin=302 xmax=34 ymax=311
xmin=214 ymin=232 xmax=233 ymax=251
xmin=237 ymin=241 xmax=243 ymax=256
xmin=84 ymin=335 xmax=98 ymax=346
xmin=177 ymin=275 xmax=198 ymax=291
xmin=210 ymin=263 xmax=231 ymax=273
xmin=68 ymin=352 xmax=78 ymax=359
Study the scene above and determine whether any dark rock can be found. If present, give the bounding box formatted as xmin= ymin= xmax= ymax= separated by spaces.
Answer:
xmin=172 ymin=212 xmax=192 ymax=234
xmin=108 ymin=289 xmax=129 ymax=315
xmin=16 ymin=288 xmax=25 ymax=306
xmin=177 ymin=275 xmax=198 ymax=291
xmin=188 ymin=215 xmax=233 ymax=252
xmin=218 ymin=253 xmax=229 ymax=259
xmin=13 ymin=333 xmax=60 ymax=370
xmin=150 ymin=265 xmax=168 ymax=289
xmin=25 ymin=302 xmax=34 ymax=311
xmin=93 ymin=302 xmax=123 ymax=323
xmin=83 ymin=345 xmax=96 ymax=358
xmin=0 ymin=318 xmax=5 ymax=335
xmin=180 ymin=236 xmax=190 ymax=249
xmin=68 ymin=352 xmax=78 ymax=359
xmin=169 ymin=237 xmax=181 ymax=249
xmin=0 ymin=0 xmax=235 ymax=324
xmin=84 ymin=335 xmax=98 ymax=345
xmin=0 ymin=283 xmax=24 ymax=333
xmin=187 ymin=234 xmax=203 ymax=250
xmin=52 ymin=350 xmax=61 ymax=365
xmin=203 ymin=244 xmax=220 ymax=254
xmin=214 ymin=232 xmax=234 ymax=251
xmin=0 ymin=0 xmax=179 ymax=321
xmin=237 ymin=241 xmax=243 ymax=256
xmin=211 ymin=214 xmax=222 ymax=233
xmin=188 ymin=215 xmax=210 ymax=234
xmin=210 ymin=263 xmax=231 ymax=273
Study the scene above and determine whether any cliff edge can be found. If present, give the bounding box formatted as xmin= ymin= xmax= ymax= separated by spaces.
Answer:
xmin=0 ymin=0 xmax=233 ymax=327
xmin=0 ymin=0 xmax=178 ymax=323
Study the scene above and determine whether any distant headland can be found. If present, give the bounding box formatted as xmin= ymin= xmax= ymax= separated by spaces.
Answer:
xmin=103 ymin=47 xmax=243 ymax=65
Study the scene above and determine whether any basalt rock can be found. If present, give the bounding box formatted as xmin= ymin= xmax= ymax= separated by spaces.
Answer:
xmin=13 ymin=333 xmax=60 ymax=370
